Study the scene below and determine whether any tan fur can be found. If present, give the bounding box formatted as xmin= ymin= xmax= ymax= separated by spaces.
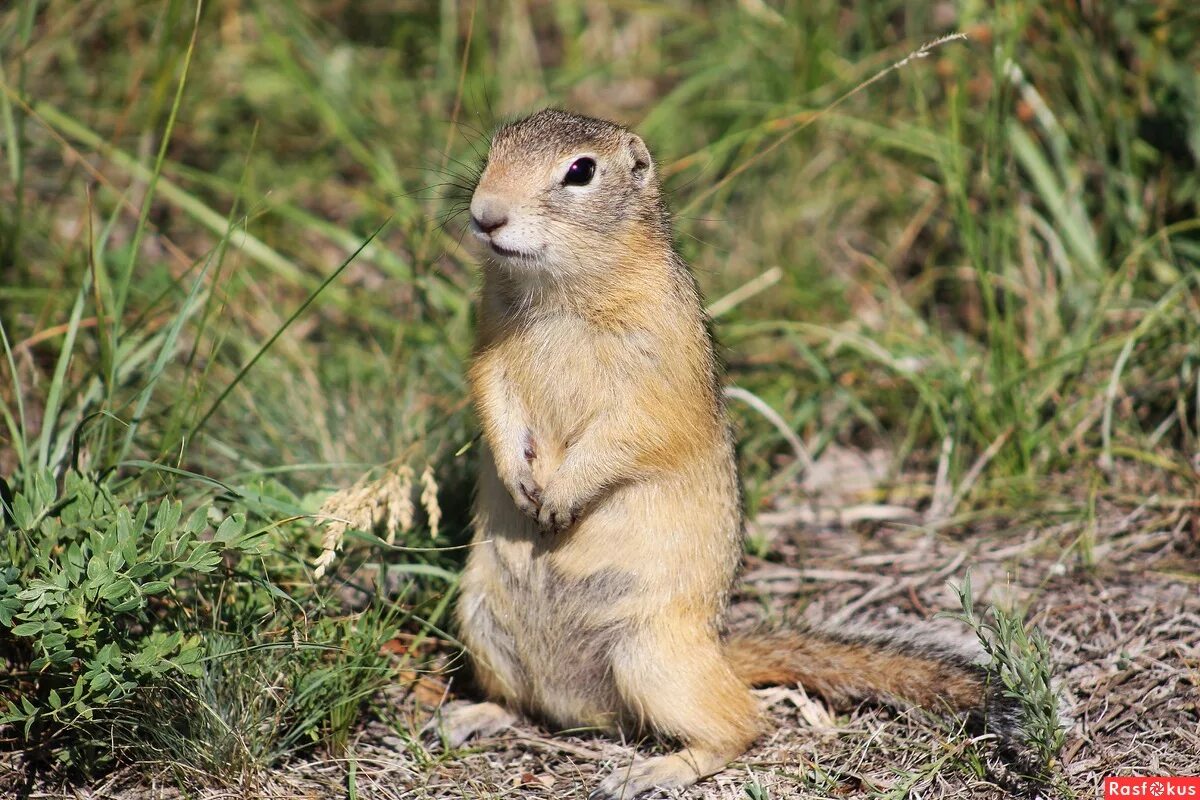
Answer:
xmin=447 ymin=109 xmax=1006 ymax=799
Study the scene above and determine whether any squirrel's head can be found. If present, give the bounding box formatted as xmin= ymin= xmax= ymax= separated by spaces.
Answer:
xmin=468 ymin=109 xmax=667 ymax=281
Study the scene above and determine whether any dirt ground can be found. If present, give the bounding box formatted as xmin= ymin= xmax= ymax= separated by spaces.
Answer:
xmin=8 ymin=487 xmax=1199 ymax=799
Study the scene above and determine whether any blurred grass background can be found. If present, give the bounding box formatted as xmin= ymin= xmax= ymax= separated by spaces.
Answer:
xmin=1 ymin=0 xmax=1198 ymax=790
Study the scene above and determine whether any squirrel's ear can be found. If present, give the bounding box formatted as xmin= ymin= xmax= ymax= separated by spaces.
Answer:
xmin=627 ymin=133 xmax=653 ymax=188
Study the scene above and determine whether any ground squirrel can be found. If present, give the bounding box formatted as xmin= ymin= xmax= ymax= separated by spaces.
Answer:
xmin=446 ymin=108 xmax=1016 ymax=798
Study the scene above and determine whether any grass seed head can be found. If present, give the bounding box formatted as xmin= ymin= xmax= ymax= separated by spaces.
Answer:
xmin=313 ymin=464 xmax=428 ymax=575
xmin=420 ymin=464 xmax=441 ymax=540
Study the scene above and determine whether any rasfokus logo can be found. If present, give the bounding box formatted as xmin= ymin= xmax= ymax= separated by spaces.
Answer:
xmin=1106 ymin=778 xmax=1200 ymax=798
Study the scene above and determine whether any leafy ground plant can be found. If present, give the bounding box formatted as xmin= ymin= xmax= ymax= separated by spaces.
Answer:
xmin=0 ymin=440 xmax=435 ymax=778
xmin=948 ymin=573 xmax=1067 ymax=786
xmin=1 ymin=471 xmax=257 ymax=764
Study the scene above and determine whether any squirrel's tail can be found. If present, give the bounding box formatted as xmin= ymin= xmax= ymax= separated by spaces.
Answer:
xmin=724 ymin=627 xmax=1021 ymax=739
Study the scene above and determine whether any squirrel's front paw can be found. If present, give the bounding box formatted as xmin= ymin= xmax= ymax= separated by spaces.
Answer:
xmin=512 ymin=475 xmax=542 ymax=518
xmin=498 ymin=462 xmax=542 ymax=518
xmin=501 ymin=433 xmax=543 ymax=519
xmin=536 ymin=486 xmax=580 ymax=534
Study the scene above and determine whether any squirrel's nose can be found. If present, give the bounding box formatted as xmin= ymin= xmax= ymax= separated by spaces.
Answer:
xmin=470 ymin=195 xmax=509 ymax=234
xmin=472 ymin=213 xmax=507 ymax=234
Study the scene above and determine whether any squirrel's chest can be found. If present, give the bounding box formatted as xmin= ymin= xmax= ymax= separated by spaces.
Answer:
xmin=501 ymin=319 xmax=655 ymax=424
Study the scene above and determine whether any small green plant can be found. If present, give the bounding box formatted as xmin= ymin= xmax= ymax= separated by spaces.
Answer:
xmin=0 ymin=463 xmax=432 ymax=780
xmin=744 ymin=779 xmax=771 ymax=800
xmin=120 ymin=607 xmax=405 ymax=786
xmin=948 ymin=573 xmax=1066 ymax=783
xmin=0 ymin=468 xmax=271 ymax=761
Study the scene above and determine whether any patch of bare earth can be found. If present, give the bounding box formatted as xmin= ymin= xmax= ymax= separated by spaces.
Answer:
xmin=6 ymin=481 xmax=1198 ymax=799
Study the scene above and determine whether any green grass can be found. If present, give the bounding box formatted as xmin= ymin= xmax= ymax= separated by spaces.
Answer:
xmin=2 ymin=0 xmax=1198 ymax=793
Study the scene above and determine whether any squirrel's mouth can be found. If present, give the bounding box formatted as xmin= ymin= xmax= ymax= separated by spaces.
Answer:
xmin=489 ymin=242 xmax=531 ymax=259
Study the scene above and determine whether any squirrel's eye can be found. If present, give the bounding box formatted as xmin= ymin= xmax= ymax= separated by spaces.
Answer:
xmin=563 ymin=157 xmax=596 ymax=186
